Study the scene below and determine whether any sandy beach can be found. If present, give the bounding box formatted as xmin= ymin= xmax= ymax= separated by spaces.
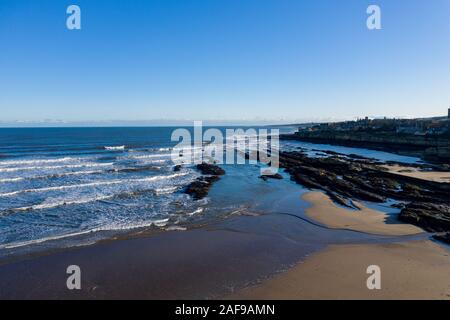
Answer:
xmin=232 ymin=240 xmax=450 ymax=300
xmin=302 ymin=191 xmax=423 ymax=236
xmin=230 ymin=192 xmax=450 ymax=300
xmin=0 ymin=189 xmax=427 ymax=300
xmin=0 ymin=188 xmax=446 ymax=300
xmin=383 ymin=164 xmax=450 ymax=183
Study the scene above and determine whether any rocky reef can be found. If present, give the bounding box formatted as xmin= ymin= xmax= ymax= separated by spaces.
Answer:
xmin=184 ymin=163 xmax=226 ymax=200
xmin=183 ymin=152 xmax=450 ymax=243
xmin=278 ymin=150 xmax=450 ymax=242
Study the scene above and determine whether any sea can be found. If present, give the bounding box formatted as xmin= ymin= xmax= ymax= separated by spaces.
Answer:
xmin=0 ymin=127 xmax=422 ymax=256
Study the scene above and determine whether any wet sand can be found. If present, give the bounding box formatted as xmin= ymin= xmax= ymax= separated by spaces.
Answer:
xmin=0 ymin=189 xmax=439 ymax=300
xmin=232 ymin=240 xmax=450 ymax=300
xmin=0 ymin=190 xmax=424 ymax=300
xmin=0 ymin=213 xmax=327 ymax=300
xmin=302 ymin=191 xmax=423 ymax=236
xmin=231 ymin=192 xmax=450 ymax=300
xmin=383 ymin=164 xmax=450 ymax=183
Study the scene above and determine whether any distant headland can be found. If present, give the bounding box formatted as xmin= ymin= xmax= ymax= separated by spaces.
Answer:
xmin=282 ymin=109 xmax=450 ymax=163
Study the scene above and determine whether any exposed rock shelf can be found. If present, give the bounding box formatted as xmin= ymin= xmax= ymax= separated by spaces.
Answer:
xmin=278 ymin=150 xmax=450 ymax=241
xmin=184 ymin=163 xmax=225 ymax=200
xmin=281 ymin=132 xmax=450 ymax=162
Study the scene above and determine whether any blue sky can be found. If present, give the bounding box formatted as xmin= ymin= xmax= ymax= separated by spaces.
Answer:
xmin=0 ymin=0 xmax=449 ymax=124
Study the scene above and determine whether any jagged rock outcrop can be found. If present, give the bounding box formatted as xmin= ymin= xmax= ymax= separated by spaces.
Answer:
xmin=259 ymin=173 xmax=283 ymax=181
xmin=184 ymin=163 xmax=225 ymax=200
xmin=399 ymin=203 xmax=450 ymax=232
xmin=196 ymin=163 xmax=225 ymax=176
xmin=278 ymin=150 xmax=450 ymax=233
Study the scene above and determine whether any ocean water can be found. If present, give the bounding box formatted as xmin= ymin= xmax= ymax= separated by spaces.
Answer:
xmin=0 ymin=128 xmax=200 ymax=249
xmin=0 ymin=127 xmax=422 ymax=253
xmin=0 ymin=127 xmax=289 ymax=251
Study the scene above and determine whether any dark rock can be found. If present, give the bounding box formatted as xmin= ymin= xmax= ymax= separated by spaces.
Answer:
xmin=184 ymin=175 xmax=222 ymax=200
xmin=433 ymin=232 xmax=450 ymax=244
xmin=324 ymin=189 xmax=354 ymax=208
xmin=173 ymin=165 xmax=182 ymax=172
xmin=277 ymin=150 xmax=450 ymax=232
xmin=184 ymin=164 xmax=225 ymax=200
xmin=202 ymin=175 xmax=221 ymax=183
xmin=391 ymin=202 xmax=405 ymax=209
xmin=185 ymin=180 xmax=211 ymax=200
xmin=196 ymin=163 xmax=225 ymax=176
xmin=399 ymin=202 xmax=450 ymax=232
xmin=259 ymin=173 xmax=283 ymax=181
xmin=347 ymin=153 xmax=370 ymax=160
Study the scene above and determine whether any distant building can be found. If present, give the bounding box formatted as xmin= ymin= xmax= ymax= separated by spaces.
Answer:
xmin=298 ymin=109 xmax=450 ymax=136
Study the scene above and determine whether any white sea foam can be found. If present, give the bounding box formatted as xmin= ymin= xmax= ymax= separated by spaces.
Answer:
xmin=128 ymin=153 xmax=172 ymax=160
xmin=0 ymin=217 xmax=170 ymax=249
xmin=187 ymin=207 xmax=204 ymax=216
xmin=0 ymin=172 xmax=190 ymax=198
xmin=154 ymin=186 xmax=179 ymax=195
xmin=140 ymin=159 xmax=167 ymax=164
xmin=50 ymin=170 xmax=104 ymax=178
xmin=0 ymin=177 xmax=24 ymax=183
xmin=0 ymin=229 xmax=98 ymax=249
xmin=13 ymin=195 xmax=116 ymax=211
xmin=104 ymin=146 xmax=125 ymax=150
xmin=165 ymin=226 xmax=187 ymax=231
xmin=0 ymin=157 xmax=77 ymax=166
xmin=0 ymin=162 xmax=113 ymax=173
xmin=0 ymin=170 xmax=103 ymax=184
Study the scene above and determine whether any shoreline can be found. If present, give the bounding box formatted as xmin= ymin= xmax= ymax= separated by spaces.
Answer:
xmin=302 ymin=191 xmax=423 ymax=236
xmin=0 ymin=189 xmax=425 ymax=299
xmin=230 ymin=192 xmax=450 ymax=300
xmin=0 ymin=211 xmax=322 ymax=299
xmin=231 ymin=240 xmax=450 ymax=300
xmin=280 ymin=132 xmax=450 ymax=164
xmin=1 ymin=138 xmax=449 ymax=299
xmin=383 ymin=164 xmax=450 ymax=183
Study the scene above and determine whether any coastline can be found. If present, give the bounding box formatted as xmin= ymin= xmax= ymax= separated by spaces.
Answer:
xmin=229 ymin=192 xmax=450 ymax=299
xmin=0 ymin=189 xmax=428 ymax=299
xmin=0 ymin=211 xmax=324 ymax=299
xmin=281 ymin=131 xmax=450 ymax=163
xmin=231 ymin=240 xmax=450 ymax=300
xmin=302 ymin=191 xmax=423 ymax=236
xmin=2 ymin=0 xmax=450 ymax=303
xmin=0 ymin=133 xmax=449 ymax=299
xmin=383 ymin=164 xmax=450 ymax=183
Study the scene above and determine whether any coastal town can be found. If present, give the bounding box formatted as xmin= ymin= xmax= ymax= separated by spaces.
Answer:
xmin=303 ymin=109 xmax=450 ymax=137
xmin=283 ymin=109 xmax=450 ymax=163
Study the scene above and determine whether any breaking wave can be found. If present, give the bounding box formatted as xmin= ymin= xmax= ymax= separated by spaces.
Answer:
xmin=0 ymin=218 xmax=171 ymax=250
xmin=0 ymin=172 xmax=189 ymax=197
xmin=0 ymin=162 xmax=113 ymax=173
xmin=104 ymin=145 xmax=125 ymax=150
xmin=0 ymin=177 xmax=25 ymax=183
xmin=0 ymin=157 xmax=77 ymax=166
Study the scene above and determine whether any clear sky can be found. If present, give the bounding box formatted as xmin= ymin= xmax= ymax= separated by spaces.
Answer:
xmin=0 ymin=0 xmax=449 ymax=124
